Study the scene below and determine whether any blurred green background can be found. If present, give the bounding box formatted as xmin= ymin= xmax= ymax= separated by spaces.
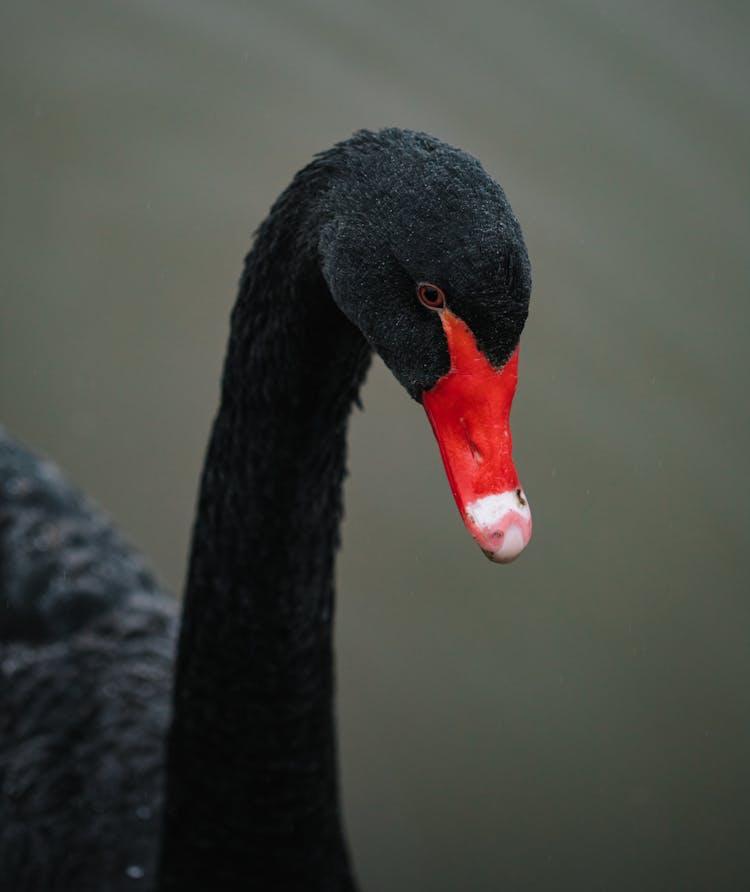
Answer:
xmin=2 ymin=1 xmax=749 ymax=889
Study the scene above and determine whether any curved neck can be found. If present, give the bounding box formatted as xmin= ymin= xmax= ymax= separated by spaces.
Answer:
xmin=159 ymin=173 xmax=370 ymax=890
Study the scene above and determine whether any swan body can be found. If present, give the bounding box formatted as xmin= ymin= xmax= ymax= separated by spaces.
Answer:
xmin=0 ymin=129 xmax=532 ymax=890
xmin=0 ymin=430 xmax=172 ymax=888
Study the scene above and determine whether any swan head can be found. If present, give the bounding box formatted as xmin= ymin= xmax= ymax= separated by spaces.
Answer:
xmin=318 ymin=128 xmax=533 ymax=563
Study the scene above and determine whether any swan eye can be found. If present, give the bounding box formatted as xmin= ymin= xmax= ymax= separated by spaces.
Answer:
xmin=417 ymin=283 xmax=446 ymax=310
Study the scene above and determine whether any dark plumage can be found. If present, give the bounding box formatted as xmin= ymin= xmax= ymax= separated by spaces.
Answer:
xmin=0 ymin=429 xmax=173 ymax=889
xmin=0 ymin=129 xmax=531 ymax=890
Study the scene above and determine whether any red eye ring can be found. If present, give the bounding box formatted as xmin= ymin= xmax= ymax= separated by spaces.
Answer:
xmin=417 ymin=283 xmax=446 ymax=310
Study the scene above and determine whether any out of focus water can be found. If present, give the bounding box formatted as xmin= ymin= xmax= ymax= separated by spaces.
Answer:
xmin=2 ymin=1 xmax=749 ymax=889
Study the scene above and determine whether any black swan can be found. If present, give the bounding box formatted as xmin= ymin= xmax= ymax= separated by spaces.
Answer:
xmin=0 ymin=128 xmax=532 ymax=890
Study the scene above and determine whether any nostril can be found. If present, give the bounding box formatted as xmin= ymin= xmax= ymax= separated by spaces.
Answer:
xmin=459 ymin=417 xmax=483 ymax=465
xmin=491 ymin=530 xmax=504 ymax=540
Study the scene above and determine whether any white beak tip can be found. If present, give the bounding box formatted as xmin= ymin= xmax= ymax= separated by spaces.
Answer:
xmin=466 ymin=491 xmax=532 ymax=565
xmin=480 ymin=524 xmax=528 ymax=563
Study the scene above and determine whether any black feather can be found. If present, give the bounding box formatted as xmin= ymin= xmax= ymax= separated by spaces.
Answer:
xmin=0 ymin=128 xmax=531 ymax=891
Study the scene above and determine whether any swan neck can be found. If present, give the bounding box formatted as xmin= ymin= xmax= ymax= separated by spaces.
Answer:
xmin=160 ymin=175 xmax=368 ymax=889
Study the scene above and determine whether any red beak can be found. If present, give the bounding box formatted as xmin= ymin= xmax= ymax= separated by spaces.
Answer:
xmin=422 ymin=309 xmax=531 ymax=563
